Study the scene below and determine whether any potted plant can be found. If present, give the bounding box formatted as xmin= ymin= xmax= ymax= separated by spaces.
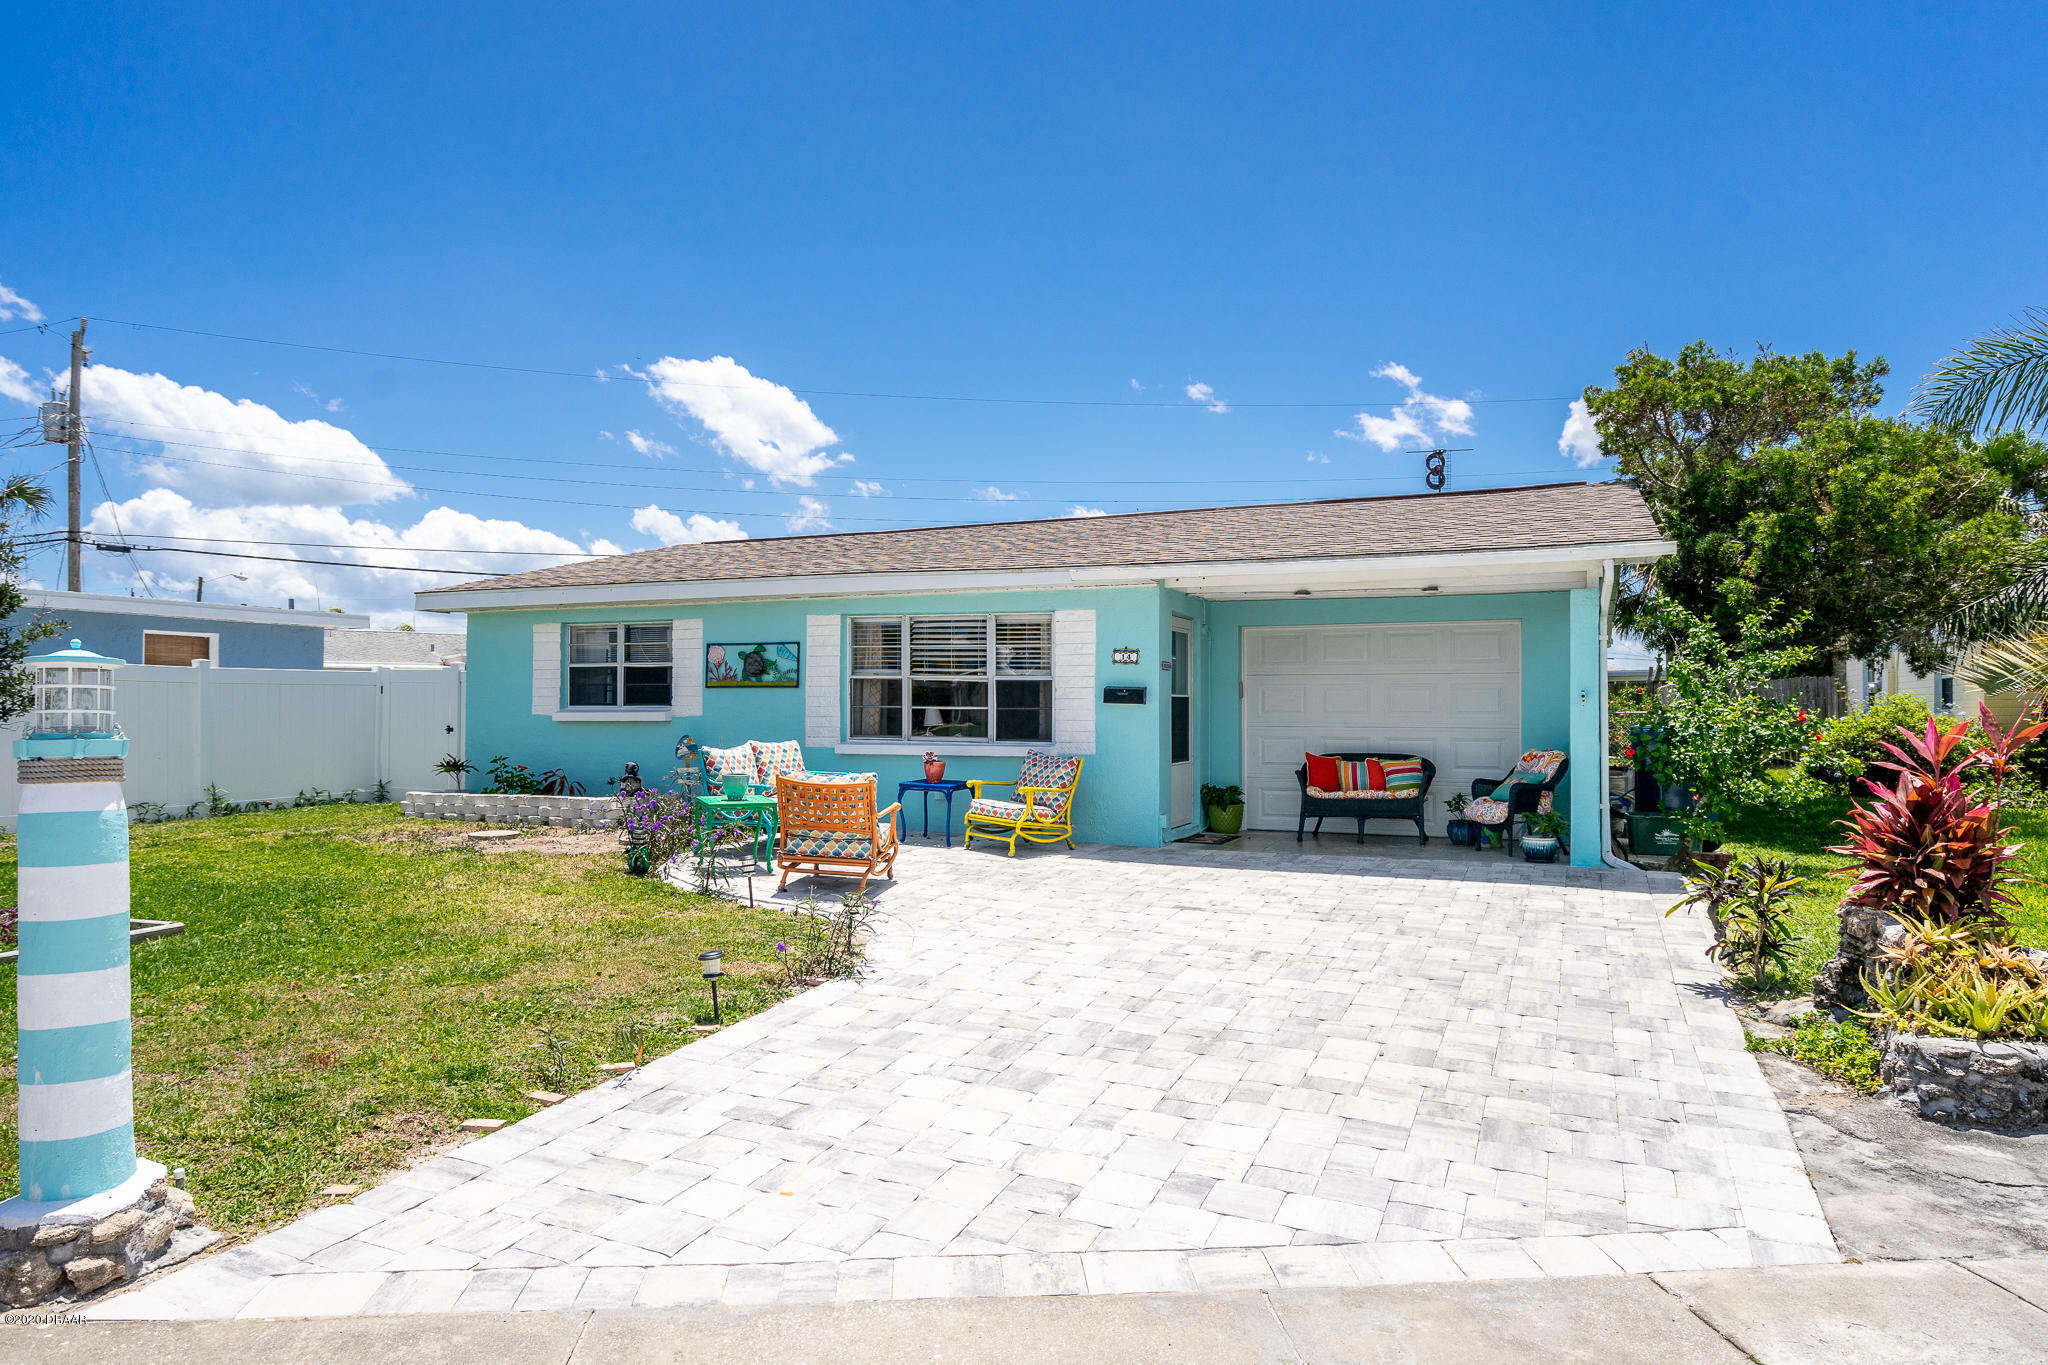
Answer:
xmin=1444 ymin=792 xmax=1478 ymax=846
xmin=1522 ymin=810 xmax=1569 ymax=863
xmin=436 ymin=754 xmax=477 ymax=792
xmin=1201 ymin=783 xmax=1245 ymax=834
xmin=923 ymin=750 xmax=946 ymax=782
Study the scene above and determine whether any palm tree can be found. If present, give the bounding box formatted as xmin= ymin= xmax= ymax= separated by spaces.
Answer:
xmin=1914 ymin=307 xmax=2048 ymax=436
xmin=0 ymin=472 xmax=53 ymax=525
xmin=1920 ymin=309 xmax=2048 ymax=698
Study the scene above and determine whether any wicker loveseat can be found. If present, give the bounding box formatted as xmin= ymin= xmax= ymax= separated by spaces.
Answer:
xmin=1293 ymin=752 xmax=1438 ymax=845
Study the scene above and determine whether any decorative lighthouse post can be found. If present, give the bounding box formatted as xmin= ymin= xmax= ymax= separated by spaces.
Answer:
xmin=0 ymin=642 xmax=193 ymax=1309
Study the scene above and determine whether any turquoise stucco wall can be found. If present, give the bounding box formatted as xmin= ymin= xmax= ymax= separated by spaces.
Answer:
xmin=462 ymin=586 xmax=1170 ymax=846
xmin=1198 ymin=590 xmax=1583 ymax=822
xmin=460 ymin=584 xmax=1601 ymax=852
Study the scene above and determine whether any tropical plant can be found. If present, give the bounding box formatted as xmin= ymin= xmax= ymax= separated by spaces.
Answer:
xmin=0 ymin=471 xmax=60 ymax=724
xmin=1444 ymin=791 xmax=1469 ymax=815
xmin=1859 ymin=914 xmax=2048 ymax=1041
xmin=1831 ymin=705 xmax=2047 ymax=929
xmin=1526 ymin=810 xmax=1569 ymax=841
xmin=1712 ymin=857 xmax=1806 ymax=992
xmin=1914 ymin=307 xmax=2048 ymax=438
xmin=1200 ymin=783 xmax=1244 ymax=810
xmin=536 ymin=767 xmax=585 ymax=796
xmin=435 ymin=754 xmax=477 ymax=791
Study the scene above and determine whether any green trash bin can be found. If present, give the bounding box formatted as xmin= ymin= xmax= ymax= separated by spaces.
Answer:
xmin=1629 ymin=813 xmax=1686 ymax=858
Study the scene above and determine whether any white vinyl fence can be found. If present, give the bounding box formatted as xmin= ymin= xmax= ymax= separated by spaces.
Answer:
xmin=0 ymin=662 xmax=464 ymax=826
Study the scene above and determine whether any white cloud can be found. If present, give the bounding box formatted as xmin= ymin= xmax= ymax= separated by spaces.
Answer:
xmin=1305 ymin=451 xmax=1329 ymax=465
xmin=629 ymin=504 xmax=748 ymax=545
xmin=0 ymin=356 xmax=36 ymax=404
xmin=1558 ymin=398 xmax=1604 ymax=467
xmin=77 ymin=364 xmax=411 ymax=505
xmin=1065 ymin=505 xmax=1108 ymax=518
xmin=974 ymin=486 xmax=1020 ymax=502
xmin=86 ymin=490 xmax=605 ymax=627
xmin=640 ymin=355 xmax=847 ymax=485
xmin=785 ymin=495 xmax=831 ymax=533
xmin=623 ymin=429 xmax=675 ymax=458
xmin=850 ymin=479 xmax=885 ymax=497
xmin=1338 ymin=363 xmax=1475 ymax=452
xmin=1129 ymin=379 xmax=1144 ymax=391
xmin=588 ymin=539 xmax=627 ymax=557
xmin=1186 ymin=381 xmax=1228 ymax=414
xmin=290 ymin=381 xmax=345 ymax=413
xmin=0 ymin=279 xmax=42 ymax=324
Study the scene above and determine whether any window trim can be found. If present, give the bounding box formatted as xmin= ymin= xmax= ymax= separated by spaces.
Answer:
xmin=142 ymin=629 xmax=220 ymax=667
xmin=564 ymin=622 xmax=675 ymax=711
xmin=847 ymin=613 xmax=1054 ymax=744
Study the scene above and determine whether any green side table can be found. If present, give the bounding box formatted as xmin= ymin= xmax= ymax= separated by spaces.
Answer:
xmin=693 ymin=791 xmax=779 ymax=877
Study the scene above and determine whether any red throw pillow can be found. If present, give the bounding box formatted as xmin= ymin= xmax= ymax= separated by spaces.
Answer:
xmin=1305 ymin=753 xmax=1340 ymax=790
xmin=1366 ymin=758 xmax=1387 ymax=791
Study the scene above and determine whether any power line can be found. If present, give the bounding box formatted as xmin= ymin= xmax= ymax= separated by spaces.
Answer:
xmin=92 ymin=315 xmax=1573 ymax=411
xmin=89 ymin=539 xmax=510 ymax=575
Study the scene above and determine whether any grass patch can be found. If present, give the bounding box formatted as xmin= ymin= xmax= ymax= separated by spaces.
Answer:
xmin=1698 ymin=804 xmax=2048 ymax=1000
xmin=1 ymin=805 xmax=806 ymax=1235
xmin=1746 ymin=1014 xmax=1883 ymax=1093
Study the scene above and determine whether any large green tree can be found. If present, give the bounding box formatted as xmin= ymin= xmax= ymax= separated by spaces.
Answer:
xmin=1585 ymin=342 xmax=2048 ymax=671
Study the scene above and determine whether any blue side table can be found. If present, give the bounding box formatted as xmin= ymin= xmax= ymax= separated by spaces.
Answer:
xmin=897 ymin=778 xmax=970 ymax=847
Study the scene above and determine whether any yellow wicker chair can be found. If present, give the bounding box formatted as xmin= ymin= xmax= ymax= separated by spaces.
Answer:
xmin=774 ymin=775 xmax=901 ymax=891
xmin=963 ymin=752 xmax=1083 ymax=855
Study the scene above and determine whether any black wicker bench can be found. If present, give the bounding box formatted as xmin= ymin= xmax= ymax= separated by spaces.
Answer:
xmin=1293 ymin=752 xmax=1438 ymax=845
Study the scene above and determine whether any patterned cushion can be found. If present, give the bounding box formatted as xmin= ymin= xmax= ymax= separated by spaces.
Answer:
xmin=783 ymin=830 xmax=873 ymax=858
xmin=1465 ymin=796 xmax=1511 ymax=825
xmin=1306 ymin=787 xmax=1412 ymax=800
xmin=1029 ymin=790 xmax=1071 ymax=820
xmin=1017 ymin=750 xmax=1080 ymax=792
xmin=1491 ymin=749 xmax=1566 ymax=797
xmin=967 ymin=797 xmax=1029 ymax=822
xmin=752 ymin=739 xmax=807 ymax=782
xmin=702 ymin=743 xmax=757 ymax=782
xmin=1381 ymin=758 xmax=1425 ymax=793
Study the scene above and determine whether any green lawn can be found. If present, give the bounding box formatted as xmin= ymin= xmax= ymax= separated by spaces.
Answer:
xmin=1710 ymin=804 xmax=2048 ymax=1000
xmin=1 ymin=805 xmax=802 ymax=1235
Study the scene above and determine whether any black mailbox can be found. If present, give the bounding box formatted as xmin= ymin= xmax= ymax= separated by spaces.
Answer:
xmin=1102 ymin=685 xmax=1147 ymax=705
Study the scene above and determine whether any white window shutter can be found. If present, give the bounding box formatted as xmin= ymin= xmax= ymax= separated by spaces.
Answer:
xmin=532 ymin=624 xmax=560 ymax=715
xmin=1052 ymin=609 xmax=1096 ymax=755
xmin=671 ymin=618 xmax=703 ymax=716
xmin=806 ymin=615 xmax=841 ymax=746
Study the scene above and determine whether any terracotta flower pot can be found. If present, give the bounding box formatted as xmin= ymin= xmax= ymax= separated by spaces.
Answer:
xmin=924 ymin=760 xmax=946 ymax=782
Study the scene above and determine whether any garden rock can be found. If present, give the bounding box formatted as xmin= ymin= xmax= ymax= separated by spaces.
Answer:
xmin=1813 ymin=903 xmax=1907 ymax=1011
xmin=63 ymin=1255 xmax=123 ymax=1293
xmin=0 ymin=1165 xmax=212 ymax=1309
xmin=1879 ymin=1029 xmax=2048 ymax=1129
xmin=0 ymin=1249 xmax=64 ymax=1307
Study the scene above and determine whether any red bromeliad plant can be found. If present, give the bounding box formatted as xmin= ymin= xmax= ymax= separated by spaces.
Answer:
xmin=1830 ymin=703 xmax=2047 ymax=927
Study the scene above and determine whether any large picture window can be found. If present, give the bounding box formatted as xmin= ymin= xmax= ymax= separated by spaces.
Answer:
xmin=848 ymin=614 xmax=1052 ymax=742
xmin=567 ymin=623 xmax=673 ymax=708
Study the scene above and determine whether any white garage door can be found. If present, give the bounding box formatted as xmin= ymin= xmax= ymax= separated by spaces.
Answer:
xmin=1241 ymin=622 xmax=1522 ymax=834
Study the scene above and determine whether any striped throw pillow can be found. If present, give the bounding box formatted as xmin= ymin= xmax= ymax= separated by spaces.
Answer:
xmin=1381 ymin=758 xmax=1425 ymax=794
xmin=1333 ymin=759 xmax=1368 ymax=791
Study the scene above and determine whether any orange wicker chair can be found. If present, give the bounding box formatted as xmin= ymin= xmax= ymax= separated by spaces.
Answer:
xmin=773 ymin=774 xmax=901 ymax=891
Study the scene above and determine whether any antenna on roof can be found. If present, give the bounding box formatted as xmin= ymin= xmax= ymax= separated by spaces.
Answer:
xmin=1408 ymin=447 xmax=1471 ymax=492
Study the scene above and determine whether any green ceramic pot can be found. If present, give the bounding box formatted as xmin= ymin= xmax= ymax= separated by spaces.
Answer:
xmin=1206 ymin=803 xmax=1245 ymax=834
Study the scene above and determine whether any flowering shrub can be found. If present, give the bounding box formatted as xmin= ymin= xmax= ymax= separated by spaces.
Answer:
xmin=1644 ymin=604 xmax=1816 ymax=828
xmin=1799 ymin=693 xmax=1937 ymax=790
xmin=484 ymin=755 xmax=544 ymax=795
xmin=618 ymin=786 xmax=697 ymax=872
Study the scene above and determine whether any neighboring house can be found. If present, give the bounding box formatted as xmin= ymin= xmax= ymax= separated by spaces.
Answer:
xmin=1850 ymin=650 xmax=2025 ymax=727
xmin=417 ymin=481 xmax=1671 ymax=868
xmin=8 ymin=590 xmax=370 ymax=669
xmin=325 ymin=628 xmax=467 ymax=670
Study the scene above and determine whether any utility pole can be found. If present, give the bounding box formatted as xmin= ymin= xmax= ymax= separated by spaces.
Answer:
xmin=65 ymin=319 xmax=87 ymax=592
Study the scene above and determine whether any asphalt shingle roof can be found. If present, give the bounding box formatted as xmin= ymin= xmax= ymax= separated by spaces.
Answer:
xmin=421 ymin=481 xmax=1660 ymax=597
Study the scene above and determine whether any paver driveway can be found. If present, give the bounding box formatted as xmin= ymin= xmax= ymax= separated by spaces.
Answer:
xmin=99 ymin=842 xmax=1837 ymax=1319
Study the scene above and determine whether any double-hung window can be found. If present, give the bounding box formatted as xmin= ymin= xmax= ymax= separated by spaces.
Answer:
xmin=848 ymin=614 xmax=1052 ymax=742
xmin=567 ymin=623 xmax=673 ymax=708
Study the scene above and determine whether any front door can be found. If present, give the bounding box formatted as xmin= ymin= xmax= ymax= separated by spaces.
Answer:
xmin=1171 ymin=618 xmax=1193 ymax=828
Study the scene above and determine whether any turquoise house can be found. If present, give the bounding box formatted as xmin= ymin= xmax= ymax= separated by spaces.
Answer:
xmin=418 ymin=482 xmax=1669 ymax=868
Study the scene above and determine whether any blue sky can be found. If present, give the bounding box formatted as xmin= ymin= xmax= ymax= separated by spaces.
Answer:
xmin=1 ymin=3 xmax=2043 ymax=625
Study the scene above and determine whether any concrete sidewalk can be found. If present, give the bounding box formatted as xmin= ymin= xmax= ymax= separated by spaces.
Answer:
xmin=8 ymin=1254 xmax=2046 ymax=1364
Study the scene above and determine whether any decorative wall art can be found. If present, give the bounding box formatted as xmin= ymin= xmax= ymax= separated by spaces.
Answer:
xmin=706 ymin=641 xmax=801 ymax=687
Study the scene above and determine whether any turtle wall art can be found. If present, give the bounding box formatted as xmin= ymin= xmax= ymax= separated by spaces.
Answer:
xmin=705 ymin=641 xmax=801 ymax=687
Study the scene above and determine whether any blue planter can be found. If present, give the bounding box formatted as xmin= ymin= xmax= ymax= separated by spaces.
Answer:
xmin=1522 ymin=835 xmax=1561 ymax=863
xmin=1446 ymin=818 xmax=1480 ymax=847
